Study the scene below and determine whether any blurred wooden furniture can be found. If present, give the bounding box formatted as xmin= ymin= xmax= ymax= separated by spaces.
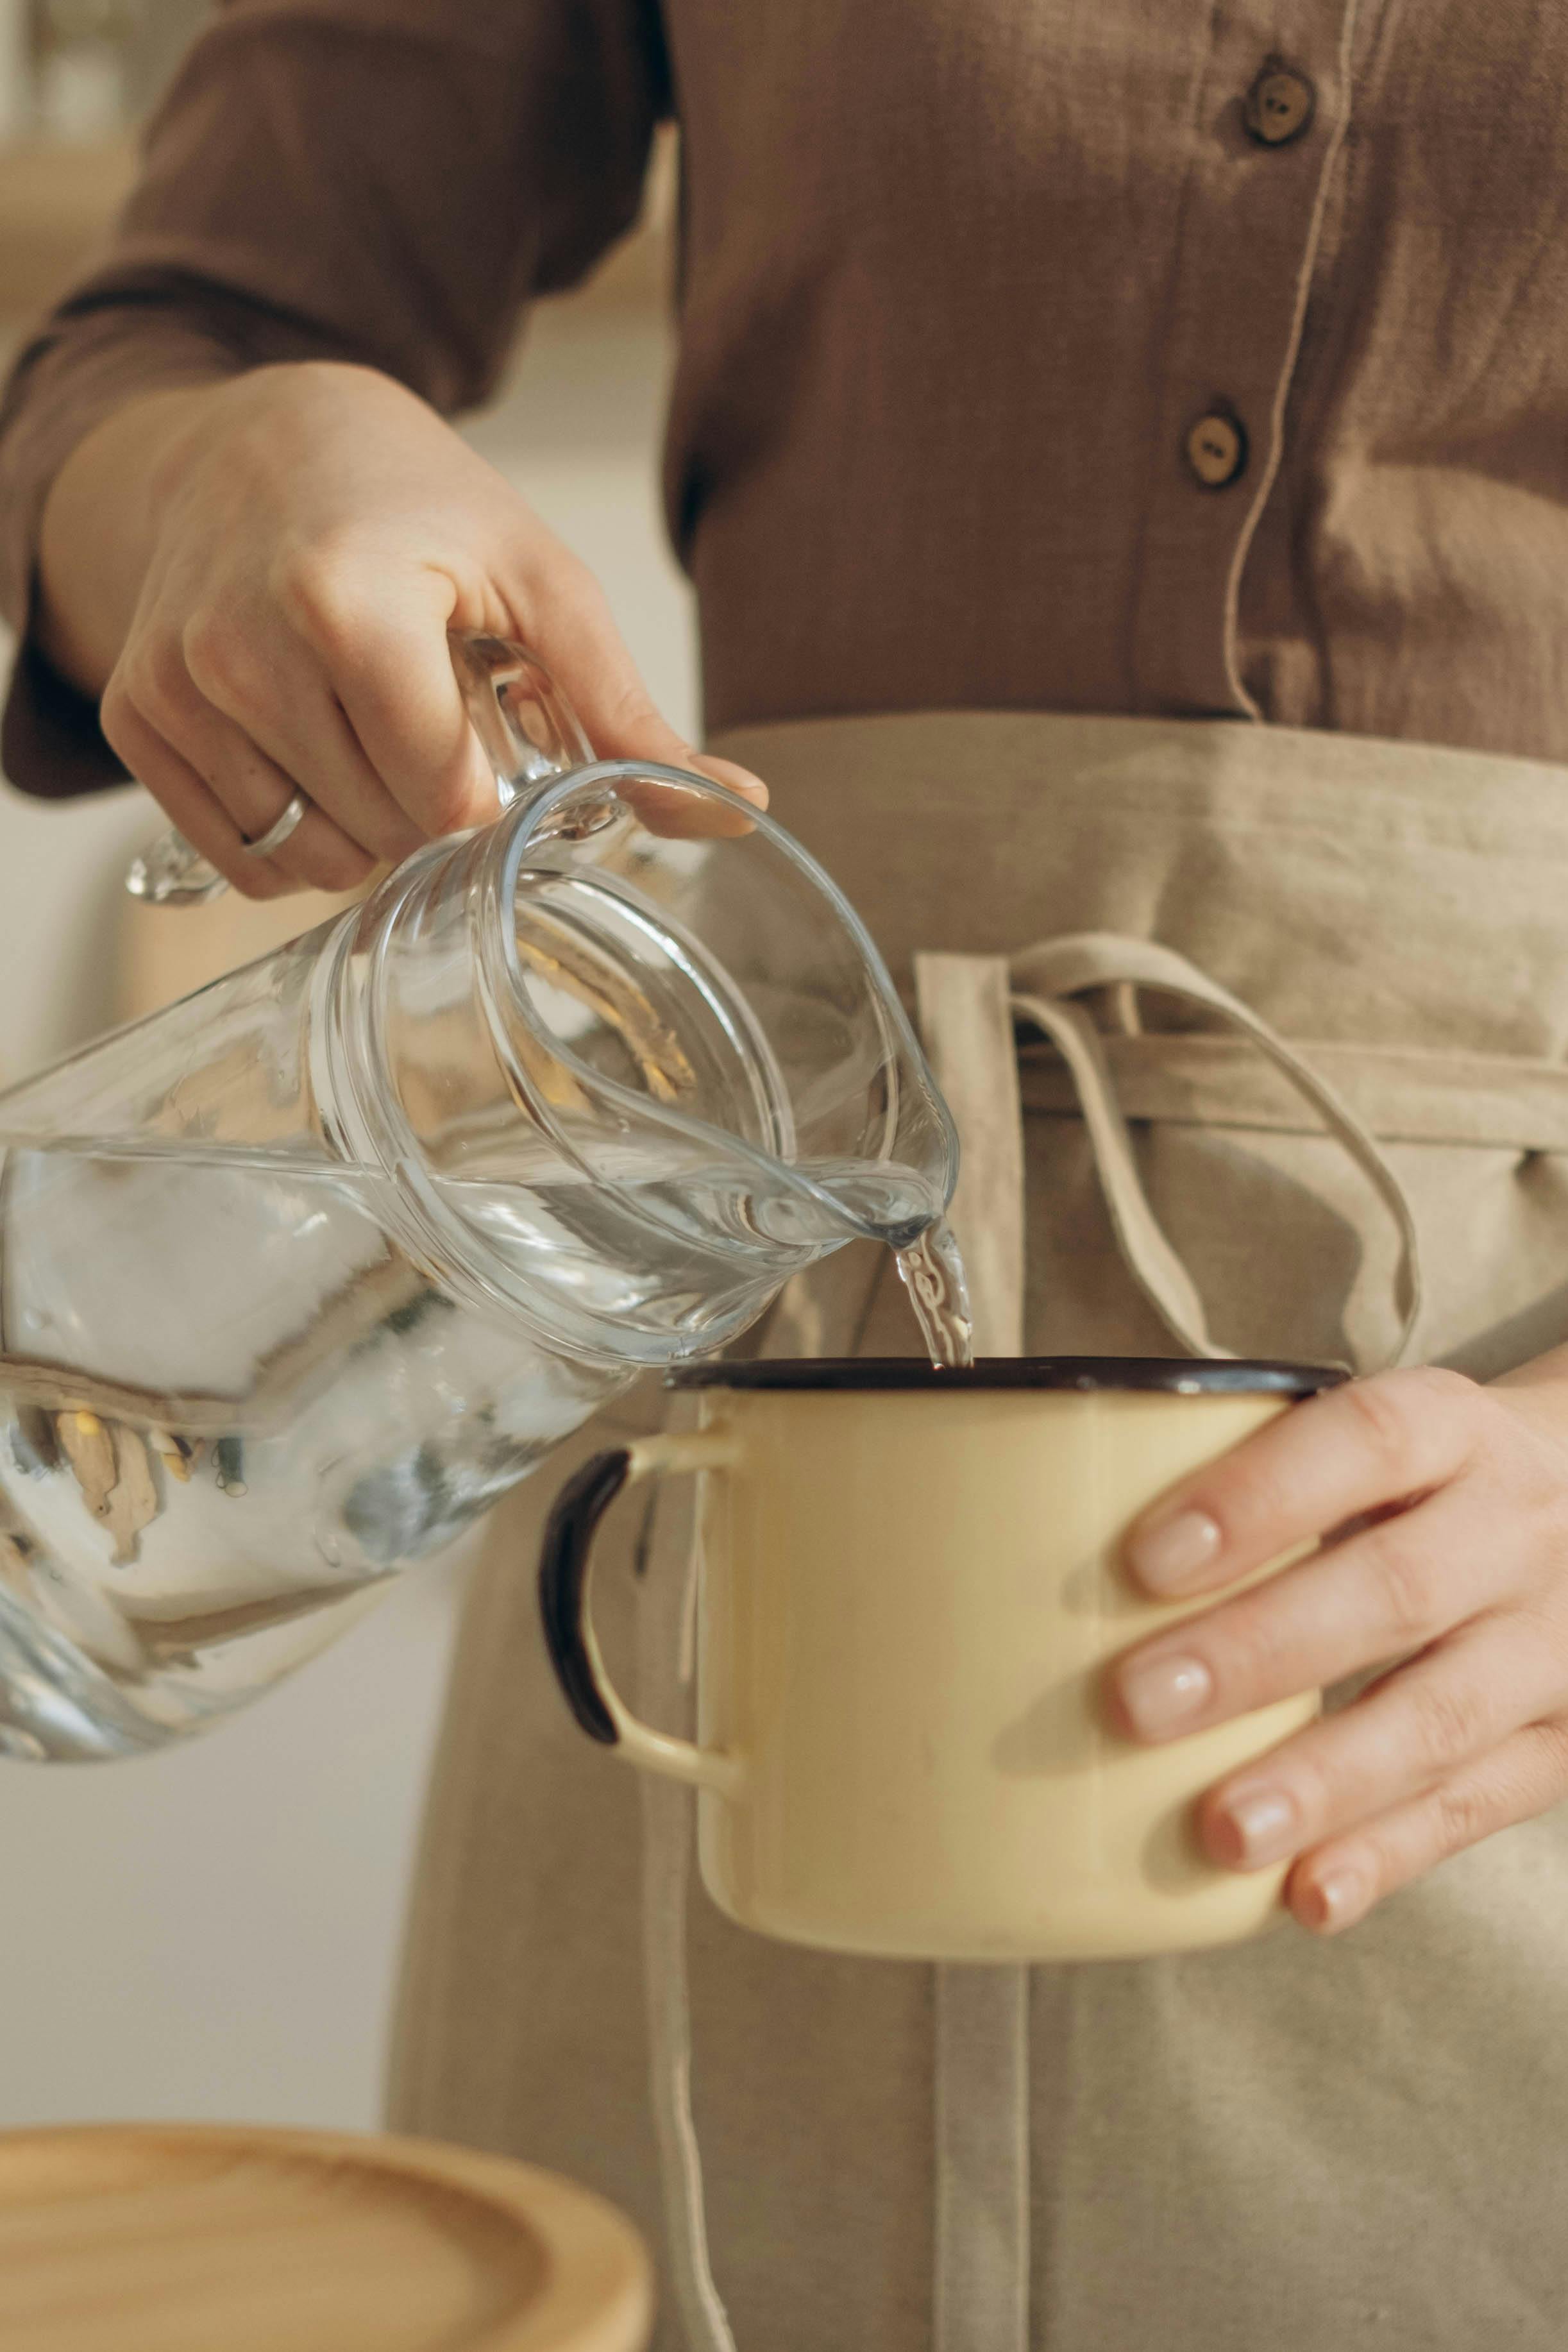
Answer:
xmin=0 ymin=2121 xmax=652 ymax=2351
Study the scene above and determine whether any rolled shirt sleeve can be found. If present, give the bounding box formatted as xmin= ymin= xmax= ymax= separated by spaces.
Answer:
xmin=0 ymin=0 xmax=670 ymax=795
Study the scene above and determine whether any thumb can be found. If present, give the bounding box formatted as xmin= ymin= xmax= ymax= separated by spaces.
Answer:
xmin=528 ymin=583 xmax=768 ymax=835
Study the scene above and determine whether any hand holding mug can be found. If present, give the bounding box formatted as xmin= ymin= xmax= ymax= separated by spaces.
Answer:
xmin=1113 ymin=1355 xmax=1568 ymax=1934
xmin=540 ymin=1357 xmax=1342 ymax=1965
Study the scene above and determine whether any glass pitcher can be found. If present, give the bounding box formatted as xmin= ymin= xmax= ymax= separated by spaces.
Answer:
xmin=0 ymin=639 xmax=956 ymax=1761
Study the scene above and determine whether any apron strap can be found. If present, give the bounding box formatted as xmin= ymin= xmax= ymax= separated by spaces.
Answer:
xmin=932 ymin=1966 xmax=1031 ymax=2352
xmin=638 ymin=1401 xmax=741 ymax=2352
xmin=914 ymin=953 xmax=1033 ymax=2352
xmin=1009 ymin=931 xmax=1426 ymax=1372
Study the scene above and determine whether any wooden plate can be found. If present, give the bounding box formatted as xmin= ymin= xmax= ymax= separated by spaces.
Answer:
xmin=0 ymin=2123 xmax=652 ymax=2352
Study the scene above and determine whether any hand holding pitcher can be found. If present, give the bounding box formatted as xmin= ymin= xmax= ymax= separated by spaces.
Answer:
xmin=37 ymin=363 xmax=767 ymax=902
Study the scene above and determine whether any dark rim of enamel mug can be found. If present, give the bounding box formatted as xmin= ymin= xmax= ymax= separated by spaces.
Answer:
xmin=666 ymin=1357 xmax=1348 ymax=1396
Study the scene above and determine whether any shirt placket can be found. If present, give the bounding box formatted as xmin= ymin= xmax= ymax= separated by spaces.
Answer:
xmin=1129 ymin=1 xmax=1362 ymax=719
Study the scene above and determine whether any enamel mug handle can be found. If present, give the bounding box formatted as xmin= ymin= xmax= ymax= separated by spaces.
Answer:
xmin=537 ymin=1432 xmax=745 ymax=1798
xmin=124 ymin=630 xmax=594 ymax=907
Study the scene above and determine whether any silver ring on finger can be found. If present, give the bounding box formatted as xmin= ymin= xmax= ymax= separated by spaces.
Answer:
xmin=242 ymin=788 xmax=312 ymax=860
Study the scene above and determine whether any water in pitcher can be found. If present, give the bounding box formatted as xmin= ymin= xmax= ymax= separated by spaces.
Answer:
xmin=0 ymin=1133 xmax=954 ymax=1757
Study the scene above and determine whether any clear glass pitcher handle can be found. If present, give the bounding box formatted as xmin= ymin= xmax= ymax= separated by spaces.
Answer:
xmin=123 ymin=630 xmax=594 ymax=908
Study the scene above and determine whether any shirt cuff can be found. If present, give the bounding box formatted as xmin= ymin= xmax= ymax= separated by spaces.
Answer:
xmin=2 ymin=636 xmax=128 ymax=800
xmin=0 ymin=294 xmax=257 ymax=800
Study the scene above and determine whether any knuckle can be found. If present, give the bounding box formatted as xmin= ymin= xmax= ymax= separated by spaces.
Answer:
xmin=228 ymin=856 xmax=292 ymax=902
xmin=601 ymin=676 xmax=663 ymax=737
xmin=301 ymin=836 xmax=376 ymax=894
xmin=1361 ymin=1519 xmax=1440 ymax=1646
xmin=375 ymin=809 xmax=432 ymax=862
xmin=1431 ymin=1775 xmax=1492 ymax=1856
xmin=1272 ymin=1745 xmax=1335 ymax=1832
xmin=1405 ymin=1672 xmax=1489 ymax=1772
xmin=1212 ymin=1448 xmax=1295 ymax=1544
xmin=1531 ymin=1718 xmax=1568 ymax=1793
xmin=1405 ymin=1363 xmax=1484 ymax=1443
xmin=586 ymin=669 xmax=679 ymax=762
xmin=131 ymin=635 xmax=197 ymax=730
xmin=272 ymin=537 xmax=366 ymax=654
xmin=181 ymin=612 xmax=260 ymax=718
xmin=333 ymin=845 xmax=378 ymax=892
xmin=541 ymin=546 xmax=604 ymax=618
xmin=1214 ymin=1597 xmax=1292 ymax=1696
xmin=420 ymin=782 xmax=467 ymax=838
xmin=1339 ymin=1374 xmax=1425 ymax=1470
xmin=99 ymin=675 xmax=137 ymax=756
xmin=417 ymin=761 xmax=482 ymax=838
xmin=1356 ymin=1366 xmax=1478 ymax=1473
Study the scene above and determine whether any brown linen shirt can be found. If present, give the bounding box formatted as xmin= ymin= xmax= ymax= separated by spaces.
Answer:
xmin=2 ymin=0 xmax=1568 ymax=795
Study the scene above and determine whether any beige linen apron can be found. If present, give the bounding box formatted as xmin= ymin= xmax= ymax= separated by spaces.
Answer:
xmin=389 ymin=712 xmax=1568 ymax=2351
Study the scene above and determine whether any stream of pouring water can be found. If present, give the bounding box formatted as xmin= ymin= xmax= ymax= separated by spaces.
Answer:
xmin=895 ymin=1219 xmax=975 ymax=1370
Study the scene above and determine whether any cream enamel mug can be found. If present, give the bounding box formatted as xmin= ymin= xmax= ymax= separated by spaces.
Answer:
xmin=538 ymin=1357 xmax=1344 ymax=1963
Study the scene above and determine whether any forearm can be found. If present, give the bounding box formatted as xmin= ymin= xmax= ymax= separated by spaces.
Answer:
xmin=35 ymin=382 xmax=224 ymax=698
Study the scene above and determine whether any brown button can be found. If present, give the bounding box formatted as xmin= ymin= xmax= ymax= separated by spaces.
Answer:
xmin=1184 ymin=410 xmax=1248 ymax=489
xmin=1244 ymin=62 xmax=1315 ymax=147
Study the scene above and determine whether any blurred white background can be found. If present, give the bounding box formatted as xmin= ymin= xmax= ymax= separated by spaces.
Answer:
xmin=0 ymin=197 xmax=696 ymax=2119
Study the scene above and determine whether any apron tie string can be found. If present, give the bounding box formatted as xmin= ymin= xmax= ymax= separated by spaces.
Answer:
xmin=1006 ymin=931 xmax=1425 ymax=1373
xmin=914 ymin=954 xmax=1033 ymax=2352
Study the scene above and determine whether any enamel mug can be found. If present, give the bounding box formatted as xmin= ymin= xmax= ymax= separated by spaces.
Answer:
xmin=537 ymin=1357 xmax=1343 ymax=1963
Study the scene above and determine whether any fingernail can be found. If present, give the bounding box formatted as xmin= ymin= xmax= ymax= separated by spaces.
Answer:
xmin=1302 ymin=1866 xmax=1369 ymax=1933
xmin=1218 ymin=1786 xmax=1298 ymax=1866
xmin=693 ymin=754 xmax=770 ymax=802
xmin=1127 ymin=1508 xmax=1223 ymax=1593
xmin=1118 ymin=1650 xmax=1213 ymax=1738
